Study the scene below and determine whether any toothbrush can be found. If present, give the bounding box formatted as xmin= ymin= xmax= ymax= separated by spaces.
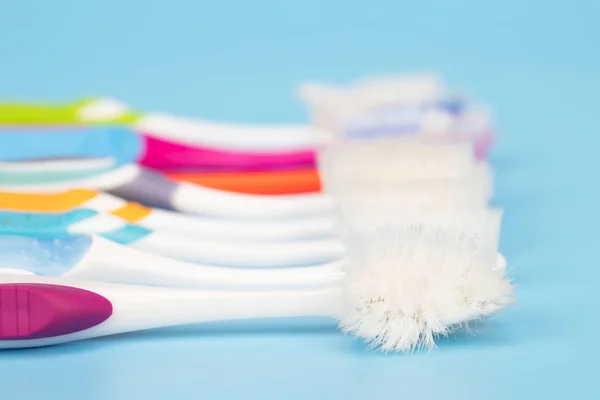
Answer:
xmin=0 ymin=97 xmax=326 ymax=155
xmin=0 ymin=223 xmax=513 ymax=350
xmin=165 ymin=168 xmax=322 ymax=195
xmin=0 ymin=207 xmax=505 ymax=287
xmin=0 ymin=210 xmax=345 ymax=267
xmin=326 ymin=163 xmax=494 ymax=214
xmin=299 ymin=74 xmax=496 ymax=160
xmin=0 ymin=233 xmax=344 ymax=289
xmin=0 ymin=189 xmax=337 ymax=241
xmin=0 ymin=155 xmax=322 ymax=196
xmin=0 ymin=158 xmax=116 ymax=185
xmin=0 ymin=124 xmax=319 ymax=171
xmin=0 ymin=139 xmax=487 ymax=219
xmin=0 ymin=126 xmax=333 ymax=218
xmin=0 ymin=163 xmax=336 ymax=219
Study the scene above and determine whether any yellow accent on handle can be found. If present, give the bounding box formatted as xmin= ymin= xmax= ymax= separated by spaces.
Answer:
xmin=110 ymin=202 xmax=152 ymax=223
xmin=0 ymin=189 xmax=99 ymax=212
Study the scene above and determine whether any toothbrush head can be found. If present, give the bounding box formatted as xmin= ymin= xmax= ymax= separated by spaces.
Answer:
xmin=330 ymin=164 xmax=494 ymax=214
xmin=338 ymin=222 xmax=512 ymax=352
xmin=318 ymin=139 xmax=478 ymax=189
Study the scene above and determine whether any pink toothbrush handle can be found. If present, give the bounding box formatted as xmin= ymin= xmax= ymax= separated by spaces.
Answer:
xmin=138 ymin=134 xmax=317 ymax=171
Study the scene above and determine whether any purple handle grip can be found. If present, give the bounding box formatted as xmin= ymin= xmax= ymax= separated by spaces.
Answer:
xmin=0 ymin=284 xmax=113 ymax=340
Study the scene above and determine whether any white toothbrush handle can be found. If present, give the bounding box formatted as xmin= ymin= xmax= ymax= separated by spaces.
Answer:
xmin=142 ymin=209 xmax=337 ymax=240
xmin=130 ymin=232 xmax=345 ymax=267
xmin=66 ymin=236 xmax=345 ymax=288
xmin=0 ymin=164 xmax=139 ymax=192
xmin=0 ymin=274 xmax=342 ymax=348
xmin=135 ymin=113 xmax=326 ymax=151
xmin=106 ymin=168 xmax=334 ymax=219
xmin=170 ymin=183 xmax=335 ymax=219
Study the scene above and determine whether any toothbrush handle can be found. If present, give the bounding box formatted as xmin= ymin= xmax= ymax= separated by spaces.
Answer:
xmin=108 ymin=168 xmax=335 ymax=219
xmin=0 ymin=275 xmax=342 ymax=348
xmin=66 ymin=235 xmax=345 ymax=289
xmin=130 ymin=232 xmax=345 ymax=267
xmin=139 ymin=134 xmax=316 ymax=171
xmin=0 ymin=102 xmax=78 ymax=124
xmin=0 ymin=127 xmax=142 ymax=165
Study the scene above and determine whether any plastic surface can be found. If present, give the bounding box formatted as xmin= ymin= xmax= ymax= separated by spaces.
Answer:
xmin=0 ymin=159 xmax=118 ymax=185
xmin=0 ymin=274 xmax=342 ymax=348
xmin=0 ymin=98 xmax=138 ymax=124
xmin=136 ymin=113 xmax=325 ymax=152
xmin=0 ymin=283 xmax=113 ymax=340
xmin=62 ymin=235 xmax=345 ymax=289
xmin=0 ymin=209 xmax=97 ymax=235
xmin=165 ymin=168 xmax=322 ymax=194
xmin=107 ymin=167 xmax=335 ymax=219
xmin=0 ymin=190 xmax=99 ymax=212
xmin=0 ymin=234 xmax=93 ymax=276
xmin=98 ymin=224 xmax=152 ymax=245
xmin=0 ymin=209 xmax=150 ymax=245
xmin=0 ymin=163 xmax=141 ymax=192
xmin=139 ymin=134 xmax=316 ymax=171
xmin=0 ymin=126 xmax=143 ymax=164
xmin=130 ymin=231 xmax=345 ymax=267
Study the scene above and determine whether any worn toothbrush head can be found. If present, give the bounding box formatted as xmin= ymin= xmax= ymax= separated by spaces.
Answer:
xmin=319 ymin=138 xmax=493 ymax=212
xmin=298 ymin=74 xmax=444 ymax=131
xmin=338 ymin=221 xmax=512 ymax=352
xmin=329 ymin=163 xmax=494 ymax=215
xmin=298 ymin=74 xmax=495 ymax=160
xmin=318 ymin=139 xmax=478 ymax=186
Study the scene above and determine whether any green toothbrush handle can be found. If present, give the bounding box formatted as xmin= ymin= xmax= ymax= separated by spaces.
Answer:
xmin=0 ymin=98 xmax=138 ymax=125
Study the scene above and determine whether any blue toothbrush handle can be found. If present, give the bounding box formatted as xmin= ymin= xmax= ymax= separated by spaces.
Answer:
xmin=0 ymin=126 xmax=143 ymax=164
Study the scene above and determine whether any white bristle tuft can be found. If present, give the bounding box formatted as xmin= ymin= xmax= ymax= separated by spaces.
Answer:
xmin=340 ymin=208 xmax=503 ymax=247
xmin=328 ymin=164 xmax=494 ymax=214
xmin=338 ymin=223 xmax=513 ymax=352
xmin=318 ymin=140 xmax=478 ymax=190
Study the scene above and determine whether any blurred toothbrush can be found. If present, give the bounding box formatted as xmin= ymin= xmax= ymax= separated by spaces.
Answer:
xmin=0 ymin=210 xmax=344 ymax=267
xmin=0 ymin=99 xmax=325 ymax=170
xmin=165 ymin=168 xmax=321 ymax=195
xmin=299 ymin=74 xmax=496 ymax=160
xmin=0 ymin=163 xmax=334 ymax=219
xmin=0 ymin=222 xmax=513 ymax=350
xmin=0 ymin=139 xmax=490 ymax=219
xmin=0 ymin=124 xmax=317 ymax=171
xmin=0 ymin=233 xmax=343 ymax=288
xmin=0 ymin=189 xmax=336 ymax=241
xmin=0 ymin=158 xmax=116 ymax=185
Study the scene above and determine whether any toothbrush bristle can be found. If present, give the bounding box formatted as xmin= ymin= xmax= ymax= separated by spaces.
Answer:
xmin=318 ymin=140 xmax=478 ymax=189
xmin=338 ymin=223 xmax=513 ymax=352
xmin=339 ymin=208 xmax=503 ymax=247
xmin=330 ymin=169 xmax=494 ymax=214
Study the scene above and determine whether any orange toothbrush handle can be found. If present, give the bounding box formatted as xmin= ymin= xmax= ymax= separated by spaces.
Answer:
xmin=165 ymin=169 xmax=322 ymax=195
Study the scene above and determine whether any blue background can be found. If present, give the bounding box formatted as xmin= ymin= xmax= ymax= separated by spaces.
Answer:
xmin=1 ymin=0 xmax=599 ymax=398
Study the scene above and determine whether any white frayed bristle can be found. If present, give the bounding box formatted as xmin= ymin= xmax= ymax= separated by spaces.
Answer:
xmin=340 ymin=208 xmax=503 ymax=250
xmin=338 ymin=224 xmax=513 ymax=352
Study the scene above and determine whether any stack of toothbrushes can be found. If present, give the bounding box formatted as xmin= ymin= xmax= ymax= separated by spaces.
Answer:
xmin=0 ymin=73 xmax=513 ymax=351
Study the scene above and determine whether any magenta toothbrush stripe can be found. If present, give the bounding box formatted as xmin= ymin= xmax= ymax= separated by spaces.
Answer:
xmin=0 ymin=284 xmax=113 ymax=340
xmin=17 ymin=287 xmax=30 ymax=337
xmin=138 ymin=133 xmax=317 ymax=171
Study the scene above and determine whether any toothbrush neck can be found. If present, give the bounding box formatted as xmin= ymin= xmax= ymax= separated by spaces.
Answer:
xmin=103 ymin=286 xmax=344 ymax=335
